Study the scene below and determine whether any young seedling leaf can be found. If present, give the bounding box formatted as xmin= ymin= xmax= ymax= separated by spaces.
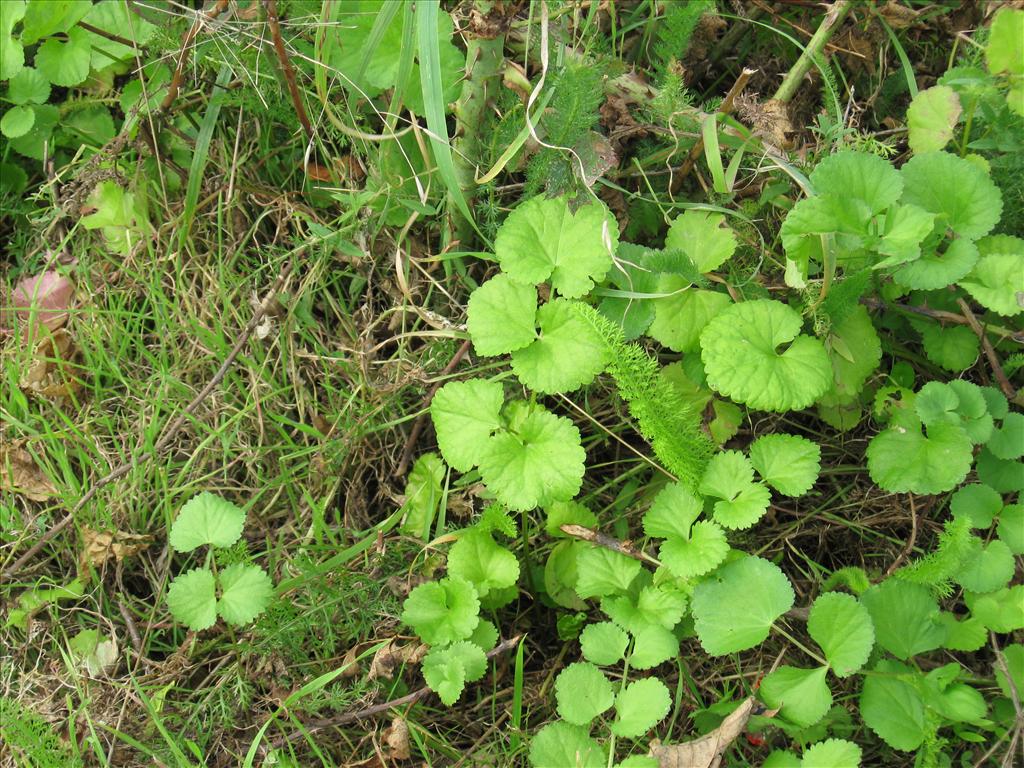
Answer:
xmin=169 ymin=492 xmax=246 ymax=553
xmin=749 ymin=434 xmax=821 ymax=497
xmin=579 ymin=621 xmax=629 ymax=666
xmin=900 ymin=152 xmax=1002 ymax=239
xmin=801 ymin=739 xmax=863 ymax=767
xmin=400 ymin=576 xmax=480 ymax=646
xmin=555 ymin=662 xmax=614 ymax=726
xmin=447 ymin=528 xmax=520 ymax=598
xmin=575 ymin=546 xmax=642 ymax=599
xmin=861 ymin=579 xmax=945 ymax=660
xmin=528 ymin=722 xmax=605 ymax=768
xmin=759 ymin=665 xmax=832 ymax=728
xmin=807 ymin=592 xmax=874 ymax=677
xmin=609 ymin=677 xmax=671 ymax=738
xmin=691 ymin=556 xmax=794 ymax=655
xmin=700 ymin=300 xmax=832 ymax=412
xmin=422 ymin=645 xmax=468 ymax=706
xmin=664 ymin=210 xmax=738 ymax=273
xmin=166 ymin=568 xmax=217 ymax=631
xmin=466 ymin=274 xmax=537 ymax=356
xmin=699 ymin=451 xmax=771 ymax=530
xmin=430 ymin=379 xmax=503 ymax=472
xmin=859 ymin=660 xmax=928 ymax=751
xmin=217 ymin=563 xmax=273 ymax=625
xmin=511 ymin=299 xmax=610 ymax=393
xmin=906 ymin=85 xmax=961 ymax=153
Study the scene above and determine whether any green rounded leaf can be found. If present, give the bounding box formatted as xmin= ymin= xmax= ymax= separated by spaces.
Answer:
xmin=495 ymin=196 xmax=616 ymax=298
xmin=998 ymin=504 xmax=1024 ymax=554
xmin=7 ymin=67 xmax=50 ymax=105
xmin=447 ymin=528 xmax=520 ymax=598
xmin=938 ymin=612 xmax=987 ymax=652
xmin=959 ymin=251 xmax=1024 ymax=317
xmin=900 ymin=152 xmax=1002 ymax=240
xmin=169 ymin=492 xmax=246 ymax=553
xmin=861 ymin=579 xmax=945 ymax=660
xmin=430 ymin=379 xmax=503 ymax=472
xmin=166 ymin=568 xmax=217 ymax=631
xmin=511 ymin=298 xmax=610 ymax=393
xmin=691 ymin=556 xmax=795 ymax=655
xmin=807 ymin=592 xmax=874 ymax=677
xmin=955 ymin=538 xmax=1015 ymax=593
xmin=546 ymin=500 xmax=598 ymax=538
xmin=0 ymin=1 xmax=26 ymax=80
xmin=529 ymin=722 xmax=605 ymax=768
xmin=759 ymin=665 xmax=832 ymax=728
xmin=699 ymin=451 xmax=771 ymax=530
xmin=422 ymin=645 xmax=467 ymax=706
xmin=35 ymin=27 xmax=92 ymax=87
xmin=802 ymin=738 xmax=862 ymax=767
xmin=575 ymin=546 xmax=642 ymax=600
xmin=950 ymin=483 xmax=1003 ymax=528
xmin=580 ymin=621 xmax=629 ymax=666
xmin=468 ymin=618 xmax=498 ymax=651
xmin=866 ymin=420 xmax=973 ymax=494
xmin=989 ymin=412 xmax=1024 ymax=459
xmin=665 ymin=210 xmax=738 ymax=273
xmin=986 ymin=8 xmax=1024 ymax=76
xmin=893 ymin=238 xmax=978 ymax=290
xmin=642 ymin=482 xmax=703 ymax=540
xmin=919 ymin=323 xmax=978 ymax=372
xmin=628 ymin=623 xmax=679 ymax=670
xmin=700 ymin=300 xmax=832 ymax=412
xmin=749 ymin=434 xmax=821 ymax=497
xmin=478 ymin=402 xmax=585 ymax=511
xmin=555 ymin=662 xmax=614 ymax=725
xmin=649 ymin=283 xmax=732 ymax=353
xmin=659 ymin=520 xmax=729 ymax=579
xmin=467 ymin=274 xmax=537 ymax=356
xmin=995 ymin=644 xmax=1024 ymax=700
xmin=216 ymin=563 xmax=272 ymax=625
xmin=859 ymin=660 xmax=927 ymax=751
xmin=907 ymin=85 xmax=961 ymax=154
xmin=609 ymin=677 xmax=671 ymax=738
xmin=0 ymin=106 xmax=34 ymax=139
xmin=810 ymin=150 xmax=903 ymax=215
xmin=400 ymin=576 xmax=480 ymax=646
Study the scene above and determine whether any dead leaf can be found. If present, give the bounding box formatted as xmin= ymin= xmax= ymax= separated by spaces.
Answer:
xmin=0 ymin=441 xmax=59 ymax=501
xmin=80 ymin=526 xmax=152 ymax=569
xmin=10 ymin=269 xmax=75 ymax=337
xmin=367 ymin=640 xmax=428 ymax=681
xmin=384 ymin=716 xmax=411 ymax=760
xmin=341 ymin=645 xmax=362 ymax=679
xmin=649 ymin=697 xmax=764 ymax=768
xmin=20 ymin=328 xmax=83 ymax=399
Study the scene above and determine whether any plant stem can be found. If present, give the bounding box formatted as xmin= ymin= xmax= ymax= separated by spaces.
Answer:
xmin=773 ymin=1 xmax=854 ymax=104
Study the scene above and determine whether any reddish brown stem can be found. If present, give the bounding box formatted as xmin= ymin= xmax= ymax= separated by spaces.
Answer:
xmin=263 ymin=0 xmax=314 ymax=141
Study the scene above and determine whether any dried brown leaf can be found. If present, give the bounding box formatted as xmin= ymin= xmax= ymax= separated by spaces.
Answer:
xmin=367 ymin=640 xmax=428 ymax=681
xmin=11 ymin=270 xmax=75 ymax=335
xmin=0 ymin=441 xmax=59 ymax=501
xmin=648 ymin=697 xmax=758 ymax=768
xmin=20 ymin=328 xmax=83 ymax=399
xmin=80 ymin=526 xmax=152 ymax=569
xmin=384 ymin=716 xmax=411 ymax=760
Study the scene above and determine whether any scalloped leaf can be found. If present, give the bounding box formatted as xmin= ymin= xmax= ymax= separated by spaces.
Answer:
xmin=802 ymin=739 xmax=863 ymax=767
xmin=401 ymin=576 xmax=480 ymax=646
xmin=511 ymin=298 xmax=610 ymax=393
xmin=0 ymin=1 xmax=26 ymax=80
xmin=859 ymin=660 xmax=927 ymax=751
xmin=700 ymin=300 xmax=831 ymax=412
xmin=861 ymin=579 xmax=945 ymax=660
xmin=7 ymin=67 xmax=49 ymax=106
xmin=555 ymin=662 xmax=614 ymax=725
xmin=642 ymin=482 xmax=703 ymax=540
xmin=699 ymin=451 xmax=771 ymax=529
xmin=629 ymin=623 xmax=680 ymax=670
xmin=575 ymin=546 xmax=641 ymax=599
xmin=811 ymin=150 xmax=903 ymax=215
xmin=759 ymin=665 xmax=832 ymax=728
xmin=659 ymin=520 xmax=729 ymax=579
xmin=169 ymin=492 xmax=246 ymax=553
xmin=900 ymin=152 xmax=1002 ymax=239
xmin=494 ymin=196 xmax=615 ymax=298
xmin=447 ymin=528 xmax=520 ymax=598
xmin=958 ymin=251 xmax=1024 ymax=317
xmin=866 ymin=419 xmax=973 ymax=494
xmin=529 ymin=722 xmax=605 ymax=768
xmin=665 ymin=210 xmax=738 ymax=273
xmin=35 ymin=27 xmax=92 ymax=87
xmin=430 ymin=379 xmax=503 ymax=472
xmin=609 ymin=677 xmax=671 ymax=738
xmin=907 ymin=85 xmax=961 ymax=154
xmin=893 ymin=238 xmax=978 ymax=290
xmin=955 ymin=538 xmax=1015 ymax=593
xmin=649 ymin=284 xmax=732 ymax=353
xmin=166 ymin=568 xmax=217 ymax=631
xmin=580 ymin=621 xmax=629 ymax=666
xmin=466 ymin=274 xmax=537 ymax=356
xmin=216 ymin=563 xmax=273 ymax=625
xmin=807 ymin=592 xmax=874 ymax=677
xmin=749 ymin=434 xmax=821 ymax=497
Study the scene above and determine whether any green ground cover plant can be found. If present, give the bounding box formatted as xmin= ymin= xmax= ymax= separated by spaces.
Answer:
xmin=1 ymin=2 xmax=1022 ymax=766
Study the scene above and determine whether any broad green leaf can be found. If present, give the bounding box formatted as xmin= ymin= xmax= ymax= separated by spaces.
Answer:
xmin=989 ymin=413 xmax=1024 ymax=459
xmin=628 ymin=623 xmax=679 ymax=670
xmin=615 ymin=758 xmax=659 ymax=768
xmin=810 ymin=150 xmax=903 ymax=215
xmin=603 ymin=584 xmax=687 ymax=634
xmin=169 ymin=492 xmax=246 ymax=552
xmin=893 ymin=238 xmax=978 ymax=290
xmin=976 ymin=447 xmax=1024 ymax=493
xmin=919 ymin=323 xmax=978 ymax=372
xmin=82 ymin=0 xmax=156 ymax=68
xmin=80 ymin=180 xmax=150 ymax=255
xmin=529 ymin=722 xmax=605 ymax=768
xmin=763 ymin=752 xmax=802 ymax=768
xmin=545 ymin=500 xmax=598 ymax=538
xmin=0 ymin=106 xmax=34 ymax=138
xmin=544 ymin=540 xmax=587 ymax=610
xmin=494 ymin=195 xmax=616 ymax=298
xmin=166 ymin=568 xmax=217 ymax=631
xmin=859 ymin=660 xmax=928 ymax=751
xmin=986 ymin=8 xmax=1024 ymax=76
xmin=664 ymin=210 xmax=738 ymax=273
xmin=995 ymin=644 xmax=1024 ymax=701
xmin=926 ymin=380 xmax=993 ymax=443
xmin=575 ymin=546 xmax=641 ymax=599
xmin=927 ymin=681 xmax=987 ymax=724
xmin=749 ymin=434 xmax=821 ymax=497
xmin=801 ymin=739 xmax=862 ymax=767
xmin=430 ymin=379 xmax=503 ymax=472
xmin=866 ymin=419 xmax=973 ymax=494
xmin=422 ymin=645 xmax=467 ymax=706
xmin=807 ymin=592 xmax=874 ymax=677
xmin=555 ymin=662 xmax=614 ymax=725
xmin=691 ymin=556 xmax=794 ymax=655
xmin=966 ymin=585 xmax=1024 ymax=632
xmin=759 ymin=665 xmax=832 ymax=728
xmin=478 ymin=402 xmax=585 ymax=510
xmin=598 ymin=243 xmax=659 ymax=339
xmin=447 ymin=528 xmax=520 ymax=597
xmin=658 ymin=520 xmax=729 ymax=579
xmin=35 ymin=27 xmax=92 ymax=87
xmin=511 ymin=298 xmax=610 ymax=393
xmin=400 ymin=576 xmax=479 ymax=645
xmin=649 ymin=284 xmax=731 ymax=353
xmin=7 ymin=68 xmax=50 ymax=105
xmin=900 ymin=152 xmax=1002 ymax=239
xmin=958 ymin=251 xmax=1024 ymax=317
xmin=906 ymin=85 xmax=961 ymax=153
xmin=642 ymin=482 xmax=703 ymax=540
xmin=937 ymin=612 xmax=987 ymax=652
xmin=955 ymin=538 xmax=1014 ymax=593
xmin=861 ymin=579 xmax=945 ymax=660
xmin=468 ymin=618 xmax=498 ymax=651
xmin=0 ymin=1 xmax=26 ymax=80
xmin=609 ymin=677 xmax=671 ymax=738
xmin=20 ymin=0 xmax=89 ymax=44
xmin=398 ymin=452 xmax=445 ymax=539
xmin=699 ymin=451 xmax=771 ymax=530
xmin=998 ymin=504 xmax=1024 ymax=554
xmin=580 ymin=621 xmax=629 ymax=666
xmin=9 ymin=104 xmax=57 ymax=160
xmin=216 ymin=563 xmax=272 ymax=625
xmin=466 ymin=274 xmax=537 ymax=355
xmin=949 ymin=483 xmax=1003 ymax=528
xmin=700 ymin=300 xmax=832 ymax=412
xmin=875 ymin=203 xmax=935 ymax=266
xmin=822 ymin=305 xmax=881 ymax=404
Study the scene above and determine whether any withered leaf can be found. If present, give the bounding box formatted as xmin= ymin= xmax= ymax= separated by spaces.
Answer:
xmin=0 ymin=441 xmax=59 ymax=501
xmin=11 ymin=269 xmax=75 ymax=337
xmin=80 ymin=526 xmax=152 ymax=569
xmin=384 ymin=716 xmax=411 ymax=760
xmin=648 ymin=697 xmax=770 ymax=768
xmin=21 ymin=328 xmax=83 ymax=399
xmin=367 ymin=639 xmax=428 ymax=681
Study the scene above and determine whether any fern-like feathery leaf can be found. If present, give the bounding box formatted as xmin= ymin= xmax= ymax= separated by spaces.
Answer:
xmin=895 ymin=515 xmax=974 ymax=597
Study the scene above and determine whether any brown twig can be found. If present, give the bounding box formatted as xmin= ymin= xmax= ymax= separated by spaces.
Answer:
xmin=672 ymin=67 xmax=756 ymax=192
xmin=394 ymin=339 xmax=473 ymax=477
xmin=956 ymin=297 xmax=1018 ymax=402
xmin=860 ymin=297 xmax=1024 ymax=343
xmin=159 ymin=0 xmax=231 ymax=113
xmin=1 ymin=264 xmax=293 ymax=581
xmin=559 ymin=524 xmax=660 ymax=566
xmin=269 ymin=634 xmax=524 ymax=749
xmin=884 ymin=493 xmax=918 ymax=577
xmin=263 ymin=0 xmax=314 ymax=141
